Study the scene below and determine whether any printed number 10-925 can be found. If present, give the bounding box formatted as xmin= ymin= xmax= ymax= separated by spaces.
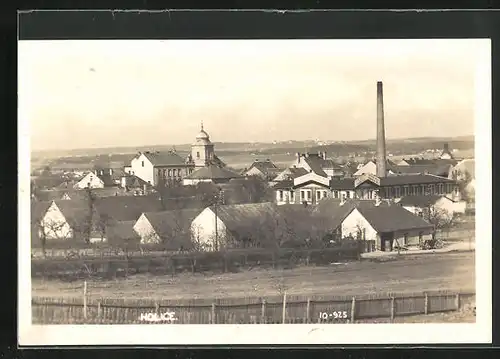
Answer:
xmin=319 ymin=311 xmax=348 ymax=320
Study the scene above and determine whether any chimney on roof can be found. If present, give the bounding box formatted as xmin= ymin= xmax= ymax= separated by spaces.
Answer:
xmin=376 ymin=81 xmax=387 ymax=178
xmin=323 ymin=151 xmax=327 ymax=160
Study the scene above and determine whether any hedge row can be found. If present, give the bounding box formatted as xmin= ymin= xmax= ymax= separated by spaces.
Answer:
xmin=32 ymin=242 xmax=364 ymax=280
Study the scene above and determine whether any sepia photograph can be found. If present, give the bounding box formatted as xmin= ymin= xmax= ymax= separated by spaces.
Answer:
xmin=18 ymin=35 xmax=491 ymax=345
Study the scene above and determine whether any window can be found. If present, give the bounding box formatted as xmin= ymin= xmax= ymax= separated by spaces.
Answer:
xmin=196 ymin=152 xmax=200 ymax=159
xmin=438 ymin=183 xmax=444 ymax=194
xmin=429 ymin=184 xmax=435 ymax=195
xmin=307 ymin=191 xmax=311 ymax=200
xmin=301 ymin=191 xmax=305 ymax=201
xmin=172 ymin=169 xmax=176 ymax=177
xmin=290 ymin=191 xmax=295 ymax=202
xmin=334 ymin=190 xmax=339 ymax=198
xmin=367 ymin=190 xmax=373 ymax=200
xmin=323 ymin=191 xmax=327 ymax=198
xmin=162 ymin=169 xmax=166 ymax=178
xmin=142 ymin=161 xmax=144 ymax=167
xmin=316 ymin=191 xmax=321 ymax=200
xmin=394 ymin=186 xmax=400 ymax=197
xmin=403 ymin=186 xmax=409 ymax=196
xmin=412 ymin=185 xmax=418 ymax=195
xmin=347 ymin=191 xmax=352 ymax=199
xmin=418 ymin=231 xmax=423 ymax=244
xmin=168 ymin=169 xmax=172 ymax=176
xmin=279 ymin=190 xmax=284 ymax=201
xmin=403 ymin=233 xmax=409 ymax=245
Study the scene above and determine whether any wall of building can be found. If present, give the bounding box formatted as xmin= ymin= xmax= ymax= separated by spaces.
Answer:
xmin=190 ymin=208 xmax=228 ymax=251
xmin=131 ymin=154 xmax=155 ymax=185
xmin=393 ymin=228 xmax=433 ymax=247
xmin=41 ymin=202 xmax=73 ymax=240
xmin=133 ymin=214 xmax=161 ymax=244
xmin=192 ymin=143 xmax=215 ymax=168
xmin=74 ymin=172 xmax=104 ymax=189
xmin=341 ymin=208 xmax=378 ymax=241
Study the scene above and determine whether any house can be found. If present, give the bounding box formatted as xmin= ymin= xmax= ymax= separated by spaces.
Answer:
xmin=291 ymin=151 xmax=345 ymax=178
xmin=397 ymin=195 xmax=466 ymax=216
xmin=273 ymin=172 xmax=460 ymax=206
xmin=397 ymin=157 xmax=458 ymax=167
xmin=73 ymin=172 xmax=105 ymax=189
xmin=353 ymin=159 xmax=398 ymax=177
xmin=134 ymin=208 xmax=202 ymax=246
xmin=36 ymin=200 xmax=91 ymax=241
xmin=340 ymin=201 xmax=435 ymax=251
xmin=105 ymin=221 xmax=141 ymax=247
xmin=272 ymin=167 xmax=309 ymax=183
xmin=244 ymin=159 xmax=280 ymax=181
xmin=128 ymin=123 xmax=226 ymax=186
xmin=390 ymin=164 xmax=454 ymax=178
xmin=182 ymin=165 xmax=243 ymax=186
xmin=93 ymin=195 xmax=165 ymax=223
xmin=190 ymin=202 xmax=279 ymax=251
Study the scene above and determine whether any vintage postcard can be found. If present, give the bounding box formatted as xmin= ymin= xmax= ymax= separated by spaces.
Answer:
xmin=18 ymin=36 xmax=491 ymax=345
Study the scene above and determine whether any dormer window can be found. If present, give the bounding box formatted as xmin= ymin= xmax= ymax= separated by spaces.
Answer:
xmin=142 ymin=161 xmax=144 ymax=167
xmin=197 ymin=152 xmax=200 ymax=159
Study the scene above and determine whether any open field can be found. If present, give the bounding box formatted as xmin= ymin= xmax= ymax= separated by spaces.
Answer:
xmin=32 ymin=251 xmax=474 ymax=301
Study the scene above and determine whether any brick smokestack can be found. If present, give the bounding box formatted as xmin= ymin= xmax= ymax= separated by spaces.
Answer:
xmin=376 ymin=81 xmax=387 ymax=177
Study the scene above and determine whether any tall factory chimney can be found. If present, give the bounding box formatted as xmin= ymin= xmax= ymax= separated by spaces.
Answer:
xmin=376 ymin=81 xmax=387 ymax=177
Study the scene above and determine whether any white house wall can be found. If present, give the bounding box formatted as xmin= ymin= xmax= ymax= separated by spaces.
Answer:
xmin=131 ymin=154 xmax=155 ymax=185
xmin=40 ymin=202 xmax=73 ymax=240
xmin=190 ymin=208 xmax=228 ymax=251
xmin=134 ymin=214 xmax=161 ymax=244
xmin=341 ymin=208 xmax=378 ymax=241
xmin=74 ymin=172 xmax=104 ymax=189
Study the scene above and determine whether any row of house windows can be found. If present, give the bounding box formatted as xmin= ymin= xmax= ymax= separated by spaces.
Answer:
xmin=159 ymin=168 xmax=189 ymax=179
xmin=382 ymin=183 xmax=453 ymax=198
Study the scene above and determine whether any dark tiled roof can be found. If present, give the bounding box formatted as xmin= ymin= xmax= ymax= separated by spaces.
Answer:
xmin=303 ymin=157 xmax=327 ymax=177
xmin=272 ymin=180 xmax=294 ymax=190
xmin=402 ymin=158 xmax=458 ymax=166
xmin=215 ymin=202 xmax=278 ymax=234
xmin=249 ymin=160 xmax=278 ymax=172
xmin=186 ymin=165 xmax=242 ymax=180
xmin=392 ymin=164 xmax=452 ymax=177
xmin=143 ymin=151 xmax=187 ymax=167
xmin=53 ymin=200 xmax=91 ymax=228
xmin=144 ymin=208 xmax=202 ymax=236
xmin=94 ymin=195 xmax=164 ymax=222
xmin=379 ymin=174 xmax=455 ymax=186
xmin=397 ymin=195 xmax=447 ymax=207
xmin=106 ymin=221 xmax=140 ymax=241
xmin=122 ymin=175 xmax=151 ymax=188
xmin=357 ymin=204 xmax=434 ymax=233
xmin=329 ymin=178 xmax=355 ymax=190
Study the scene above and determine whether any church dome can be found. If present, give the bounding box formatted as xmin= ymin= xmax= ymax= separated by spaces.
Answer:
xmin=196 ymin=129 xmax=210 ymax=140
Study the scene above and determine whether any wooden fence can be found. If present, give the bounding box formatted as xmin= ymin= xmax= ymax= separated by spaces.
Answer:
xmin=32 ymin=289 xmax=475 ymax=324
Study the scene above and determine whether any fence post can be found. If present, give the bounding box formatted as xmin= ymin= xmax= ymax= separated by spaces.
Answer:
xmin=83 ymin=281 xmax=87 ymax=320
xmin=455 ymin=293 xmax=461 ymax=311
xmin=97 ymin=300 xmax=101 ymax=318
xmin=306 ymin=298 xmax=311 ymax=323
xmin=390 ymin=297 xmax=395 ymax=321
xmin=261 ymin=299 xmax=266 ymax=324
xmin=211 ymin=302 xmax=216 ymax=324
xmin=350 ymin=297 xmax=356 ymax=323
xmin=282 ymin=292 xmax=287 ymax=324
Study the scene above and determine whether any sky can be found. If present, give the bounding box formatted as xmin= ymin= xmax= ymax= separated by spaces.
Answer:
xmin=19 ymin=39 xmax=485 ymax=151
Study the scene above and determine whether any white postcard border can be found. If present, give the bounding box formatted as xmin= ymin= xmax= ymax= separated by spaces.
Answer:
xmin=18 ymin=38 xmax=492 ymax=346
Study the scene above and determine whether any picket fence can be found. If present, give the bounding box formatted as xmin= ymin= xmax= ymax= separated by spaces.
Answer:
xmin=32 ymin=289 xmax=475 ymax=324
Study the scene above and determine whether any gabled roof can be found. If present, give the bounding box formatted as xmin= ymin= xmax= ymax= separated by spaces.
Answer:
xmin=31 ymin=201 xmax=52 ymax=223
xmin=397 ymin=195 xmax=449 ymax=207
xmin=329 ymin=178 xmax=355 ymax=190
xmin=248 ymin=160 xmax=278 ymax=172
xmin=302 ymin=156 xmax=327 ymax=177
xmin=94 ymin=195 xmax=164 ymax=222
xmin=272 ymin=180 xmax=294 ymax=190
xmin=391 ymin=164 xmax=452 ymax=177
xmin=212 ymin=202 xmax=278 ymax=234
xmin=379 ymin=174 xmax=455 ymax=186
xmin=53 ymin=200 xmax=91 ymax=228
xmin=106 ymin=221 xmax=140 ymax=242
xmin=144 ymin=208 xmax=203 ymax=236
xmin=142 ymin=151 xmax=187 ymax=167
xmin=314 ymin=199 xmax=387 ymax=230
xmin=122 ymin=174 xmax=151 ymax=188
xmin=186 ymin=165 xmax=242 ymax=180
xmin=356 ymin=204 xmax=434 ymax=233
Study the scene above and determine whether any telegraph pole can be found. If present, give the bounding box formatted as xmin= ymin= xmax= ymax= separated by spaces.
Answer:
xmin=214 ymin=187 xmax=223 ymax=251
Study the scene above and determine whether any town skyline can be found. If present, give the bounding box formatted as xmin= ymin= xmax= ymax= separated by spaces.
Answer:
xmin=19 ymin=39 xmax=481 ymax=151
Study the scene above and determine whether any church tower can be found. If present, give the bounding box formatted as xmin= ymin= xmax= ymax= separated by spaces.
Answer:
xmin=191 ymin=121 xmax=215 ymax=168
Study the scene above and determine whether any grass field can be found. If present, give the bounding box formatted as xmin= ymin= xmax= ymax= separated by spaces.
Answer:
xmin=32 ymin=251 xmax=474 ymax=301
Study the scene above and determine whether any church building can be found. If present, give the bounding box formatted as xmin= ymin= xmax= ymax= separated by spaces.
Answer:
xmin=125 ymin=122 xmax=225 ymax=187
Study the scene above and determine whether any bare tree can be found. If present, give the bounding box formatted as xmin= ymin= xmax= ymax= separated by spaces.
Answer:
xmin=423 ymin=205 xmax=457 ymax=240
xmin=451 ymin=169 xmax=473 ymax=202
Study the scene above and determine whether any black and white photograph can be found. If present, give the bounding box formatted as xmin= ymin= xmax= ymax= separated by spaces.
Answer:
xmin=18 ymin=21 xmax=491 ymax=345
